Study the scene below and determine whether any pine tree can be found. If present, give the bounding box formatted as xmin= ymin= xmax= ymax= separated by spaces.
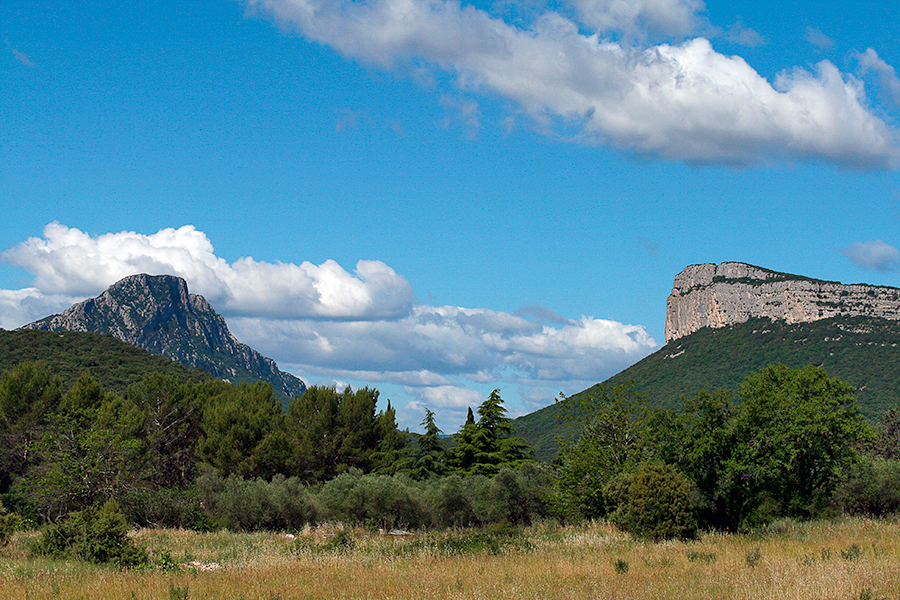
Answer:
xmin=449 ymin=390 xmax=532 ymax=476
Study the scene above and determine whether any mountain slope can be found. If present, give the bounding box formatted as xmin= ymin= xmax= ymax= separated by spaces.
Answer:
xmin=23 ymin=274 xmax=306 ymax=400
xmin=514 ymin=314 xmax=900 ymax=462
xmin=0 ymin=328 xmax=212 ymax=392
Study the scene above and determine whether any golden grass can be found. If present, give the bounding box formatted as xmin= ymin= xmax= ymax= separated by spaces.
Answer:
xmin=2 ymin=518 xmax=899 ymax=599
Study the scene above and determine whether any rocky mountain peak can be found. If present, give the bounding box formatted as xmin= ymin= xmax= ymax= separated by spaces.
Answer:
xmin=24 ymin=274 xmax=306 ymax=400
xmin=665 ymin=262 xmax=900 ymax=342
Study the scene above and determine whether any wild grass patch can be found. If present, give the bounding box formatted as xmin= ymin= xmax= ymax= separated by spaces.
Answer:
xmin=1 ymin=517 xmax=899 ymax=599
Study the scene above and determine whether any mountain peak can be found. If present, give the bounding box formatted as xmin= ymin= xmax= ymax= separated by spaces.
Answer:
xmin=23 ymin=274 xmax=306 ymax=400
xmin=665 ymin=262 xmax=900 ymax=342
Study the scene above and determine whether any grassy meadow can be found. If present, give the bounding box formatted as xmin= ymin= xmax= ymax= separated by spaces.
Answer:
xmin=2 ymin=518 xmax=899 ymax=600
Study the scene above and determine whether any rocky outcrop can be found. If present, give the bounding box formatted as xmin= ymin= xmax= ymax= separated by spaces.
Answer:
xmin=24 ymin=274 xmax=306 ymax=399
xmin=665 ymin=262 xmax=900 ymax=342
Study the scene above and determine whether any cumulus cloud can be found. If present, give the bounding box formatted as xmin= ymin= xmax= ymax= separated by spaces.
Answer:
xmin=0 ymin=288 xmax=80 ymax=330
xmin=840 ymin=240 xmax=900 ymax=273
xmin=228 ymin=306 xmax=654 ymax=382
xmin=0 ymin=223 xmax=658 ymax=428
xmin=244 ymin=0 xmax=899 ymax=168
xmin=1 ymin=222 xmax=415 ymax=320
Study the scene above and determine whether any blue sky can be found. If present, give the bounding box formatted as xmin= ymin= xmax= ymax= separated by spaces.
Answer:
xmin=2 ymin=0 xmax=899 ymax=432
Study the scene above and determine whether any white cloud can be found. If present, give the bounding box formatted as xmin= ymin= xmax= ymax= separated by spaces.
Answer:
xmin=569 ymin=0 xmax=704 ymax=40
xmin=1 ymin=222 xmax=415 ymax=320
xmin=0 ymin=288 xmax=80 ymax=330
xmin=0 ymin=223 xmax=658 ymax=428
xmin=245 ymin=0 xmax=898 ymax=168
xmin=722 ymin=20 xmax=765 ymax=48
xmin=405 ymin=385 xmax=485 ymax=409
xmin=804 ymin=27 xmax=834 ymax=49
xmin=228 ymin=306 xmax=655 ymax=384
xmin=840 ymin=240 xmax=900 ymax=273
xmin=857 ymin=48 xmax=900 ymax=109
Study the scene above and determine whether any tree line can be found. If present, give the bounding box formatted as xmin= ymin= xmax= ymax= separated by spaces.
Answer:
xmin=557 ymin=363 xmax=900 ymax=537
xmin=2 ymin=360 xmax=900 ymax=542
xmin=0 ymin=363 xmax=534 ymax=528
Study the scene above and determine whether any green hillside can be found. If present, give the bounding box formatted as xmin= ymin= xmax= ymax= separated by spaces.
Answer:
xmin=0 ymin=329 xmax=212 ymax=393
xmin=513 ymin=315 xmax=900 ymax=461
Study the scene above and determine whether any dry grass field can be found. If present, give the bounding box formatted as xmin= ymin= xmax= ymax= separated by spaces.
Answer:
xmin=1 ymin=517 xmax=899 ymax=600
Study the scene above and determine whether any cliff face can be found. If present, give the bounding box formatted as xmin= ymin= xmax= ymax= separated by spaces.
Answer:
xmin=24 ymin=274 xmax=306 ymax=399
xmin=665 ymin=262 xmax=900 ymax=342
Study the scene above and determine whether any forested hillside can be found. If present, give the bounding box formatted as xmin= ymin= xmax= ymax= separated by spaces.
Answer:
xmin=0 ymin=329 xmax=211 ymax=392
xmin=514 ymin=315 xmax=900 ymax=461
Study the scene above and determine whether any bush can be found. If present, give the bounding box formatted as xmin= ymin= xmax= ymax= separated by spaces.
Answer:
xmin=121 ymin=486 xmax=212 ymax=531
xmin=318 ymin=471 xmax=425 ymax=529
xmin=832 ymin=455 xmax=900 ymax=517
xmin=607 ymin=462 xmax=699 ymax=541
xmin=487 ymin=463 xmax=557 ymax=526
xmin=426 ymin=475 xmax=479 ymax=528
xmin=0 ymin=502 xmax=16 ymax=546
xmin=31 ymin=500 xmax=147 ymax=566
xmin=197 ymin=471 xmax=318 ymax=531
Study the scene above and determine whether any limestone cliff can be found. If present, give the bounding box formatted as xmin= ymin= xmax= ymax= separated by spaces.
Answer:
xmin=24 ymin=274 xmax=306 ymax=399
xmin=665 ymin=262 xmax=900 ymax=342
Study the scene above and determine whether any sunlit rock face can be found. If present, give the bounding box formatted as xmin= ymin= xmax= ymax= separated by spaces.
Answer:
xmin=665 ymin=262 xmax=900 ymax=342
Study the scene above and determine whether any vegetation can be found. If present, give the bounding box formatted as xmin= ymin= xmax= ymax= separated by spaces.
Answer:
xmin=515 ymin=315 xmax=900 ymax=460
xmin=0 ymin=329 xmax=210 ymax=394
xmin=606 ymin=461 xmax=699 ymax=541
xmin=556 ymin=365 xmax=874 ymax=534
xmin=448 ymin=389 xmax=532 ymax=476
xmin=31 ymin=500 xmax=147 ymax=566
xmin=2 ymin=519 xmax=900 ymax=599
xmin=0 ymin=361 xmax=546 ymax=531
xmin=1 ymin=347 xmax=900 ymax=568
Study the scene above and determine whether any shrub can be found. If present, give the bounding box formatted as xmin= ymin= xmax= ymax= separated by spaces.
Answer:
xmin=121 ymin=486 xmax=212 ymax=531
xmin=841 ymin=544 xmax=862 ymax=561
xmin=745 ymin=547 xmax=761 ymax=567
xmin=832 ymin=455 xmax=900 ymax=517
xmin=687 ymin=550 xmax=716 ymax=563
xmin=31 ymin=500 xmax=147 ymax=566
xmin=197 ymin=470 xmax=318 ymax=531
xmin=486 ymin=463 xmax=557 ymax=526
xmin=427 ymin=475 xmax=479 ymax=528
xmin=317 ymin=471 xmax=425 ymax=530
xmin=607 ymin=462 xmax=699 ymax=541
xmin=0 ymin=502 xmax=16 ymax=546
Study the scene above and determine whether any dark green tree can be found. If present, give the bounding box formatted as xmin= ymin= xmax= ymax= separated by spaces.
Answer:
xmin=403 ymin=408 xmax=447 ymax=479
xmin=371 ymin=400 xmax=409 ymax=473
xmin=19 ymin=374 xmax=145 ymax=520
xmin=197 ymin=381 xmax=284 ymax=478
xmin=285 ymin=386 xmax=406 ymax=482
xmin=126 ymin=373 xmax=202 ymax=488
xmin=720 ymin=364 xmax=872 ymax=527
xmin=449 ymin=390 xmax=532 ymax=476
xmin=865 ymin=407 xmax=900 ymax=460
xmin=0 ymin=363 xmax=63 ymax=496
xmin=556 ymin=383 xmax=648 ymax=518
